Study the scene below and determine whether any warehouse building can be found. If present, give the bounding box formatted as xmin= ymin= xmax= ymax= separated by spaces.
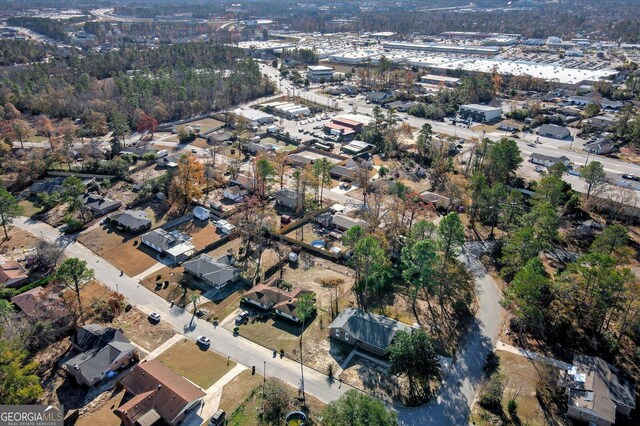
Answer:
xmin=458 ymin=104 xmax=502 ymax=122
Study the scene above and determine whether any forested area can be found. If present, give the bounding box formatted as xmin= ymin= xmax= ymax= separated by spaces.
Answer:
xmin=0 ymin=40 xmax=49 ymax=66
xmin=6 ymin=16 xmax=85 ymax=41
xmin=0 ymin=42 xmax=275 ymax=124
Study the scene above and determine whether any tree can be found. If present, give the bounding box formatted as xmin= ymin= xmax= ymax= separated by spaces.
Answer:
xmin=416 ymin=123 xmax=433 ymax=162
xmin=312 ymin=158 xmax=333 ymax=207
xmin=296 ymin=292 xmax=316 ymax=404
xmin=437 ymin=212 xmax=465 ymax=262
xmin=109 ymin=111 xmax=129 ymax=146
xmin=82 ymin=110 xmax=108 ymax=137
xmin=11 ymin=119 xmax=35 ymax=149
xmin=401 ymin=239 xmax=439 ymax=326
xmin=351 ymin=234 xmax=388 ymax=308
xmin=136 ymin=113 xmax=158 ymax=138
xmin=56 ymin=258 xmax=95 ymax=325
xmin=584 ymin=103 xmax=601 ymax=118
xmin=0 ymin=338 xmax=43 ymax=404
xmin=34 ymin=115 xmax=55 ymax=142
xmin=321 ymin=390 xmax=397 ymax=426
xmin=580 ymin=161 xmax=607 ymax=200
xmin=189 ymin=293 xmax=200 ymax=324
xmin=169 ymin=154 xmax=205 ymax=214
xmin=502 ymin=257 xmax=552 ymax=334
xmin=590 ymin=224 xmax=631 ymax=260
xmin=3 ymin=102 xmax=20 ymax=120
xmin=484 ymin=138 xmax=522 ymax=184
xmin=260 ymin=379 xmax=289 ymax=424
xmin=62 ymin=176 xmax=87 ymax=222
xmin=253 ymin=153 xmax=275 ymax=200
xmin=388 ymin=329 xmax=440 ymax=399
xmin=0 ymin=187 xmax=24 ymax=240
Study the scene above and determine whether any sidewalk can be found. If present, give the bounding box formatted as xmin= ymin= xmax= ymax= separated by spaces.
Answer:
xmin=496 ymin=340 xmax=571 ymax=370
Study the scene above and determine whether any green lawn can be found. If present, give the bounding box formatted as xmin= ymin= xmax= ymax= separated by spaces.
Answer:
xmin=156 ymin=339 xmax=237 ymax=389
xmin=18 ymin=199 xmax=42 ymax=217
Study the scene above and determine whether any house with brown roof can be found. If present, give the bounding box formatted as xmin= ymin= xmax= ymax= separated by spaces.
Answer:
xmin=562 ymin=355 xmax=636 ymax=425
xmin=115 ymin=359 xmax=205 ymax=426
xmin=10 ymin=286 xmax=72 ymax=328
xmin=242 ymin=280 xmax=315 ymax=323
xmin=0 ymin=260 xmax=29 ymax=288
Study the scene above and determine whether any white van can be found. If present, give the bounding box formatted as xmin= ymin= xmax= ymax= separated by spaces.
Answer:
xmin=156 ymin=150 xmax=169 ymax=158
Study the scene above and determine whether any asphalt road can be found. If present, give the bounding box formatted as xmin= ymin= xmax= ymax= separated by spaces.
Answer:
xmin=12 ymin=217 xmax=353 ymax=407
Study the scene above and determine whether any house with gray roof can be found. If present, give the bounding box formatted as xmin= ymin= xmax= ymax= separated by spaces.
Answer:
xmin=29 ymin=177 xmax=67 ymax=195
xmin=329 ymin=213 xmax=368 ymax=232
xmin=537 ymin=123 xmax=571 ymax=140
xmin=82 ymin=193 xmax=122 ymax=216
xmin=562 ymin=355 xmax=636 ymax=425
xmin=64 ymin=324 xmax=137 ymax=387
xmin=275 ymin=188 xmax=298 ymax=209
xmin=329 ymin=308 xmax=414 ymax=356
xmin=109 ymin=210 xmax=151 ymax=233
xmin=140 ymin=229 xmax=195 ymax=263
xmin=529 ymin=153 xmax=571 ymax=168
xmin=183 ymin=253 xmax=239 ymax=289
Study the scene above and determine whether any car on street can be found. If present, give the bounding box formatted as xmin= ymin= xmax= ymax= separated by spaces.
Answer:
xmin=339 ymin=182 xmax=351 ymax=190
xmin=148 ymin=312 xmax=161 ymax=322
xmin=235 ymin=310 xmax=249 ymax=325
xmin=196 ymin=335 xmax=211 ymax=347
xmin=622 ymin=174 xmax=640 ymax=181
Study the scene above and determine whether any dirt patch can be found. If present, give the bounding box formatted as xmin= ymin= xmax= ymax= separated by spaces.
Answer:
xmin=470 ymin=350 xmax=565 ymax=426
xmin=111 ymin=308 xmax=175 ymax=352
xmin=169 ymin=219 xmax=222 ymax=251
xmin=18 ymin=198 xmax=42 ymax=217
xmin=156 ymin=339 xmax=237 ymax=389
xmin=78 ymin=225 xmax=158 ymax=276
xmin=75 ymin=388 xmax=125 ymax=426
xmin=141 ymin=265 xmax=206 ymax=307
xmin=197 ymin=287 xmax=248 ymax=322
xmin=218 ymin=370 xmax=263 ymax=414
xmin=226 ymin=378 xmax=325 ymax=426
xmin=0 ymin=228 xmax=39 ymax=259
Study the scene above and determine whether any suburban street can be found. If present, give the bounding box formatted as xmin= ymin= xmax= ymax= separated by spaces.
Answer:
xmin=12 ymin=216 xmax=501 ymax=425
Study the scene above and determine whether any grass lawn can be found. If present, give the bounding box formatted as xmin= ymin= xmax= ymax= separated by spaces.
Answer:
xmin=156 ymin=339 xmax=237 ymax=389
xmin=0 ymin=228 xmax=39 ymax=257
xmin=18 ymin=198 xmax=42 ymax=217
xmin=76 ymin=389 xmax=125 ymax=426
xmin=227 ymin=378 xmax=325 ymax=426
xmin=198 ymin=287 xmax=247 ymax=322
xmin=111 ymin=308 xmax=175 ymax=352
xmin=218 ymin=370 xmax=262 ymax=414
xmin=141 ymin=265 xmax=205 ymax=307
xmin=188 ymin=118 xmax=224 ymax=134
xmin=470 ymin=350 xmax=564 ymax=426
xmin=78 ymin=225 xmax=159 ymax=276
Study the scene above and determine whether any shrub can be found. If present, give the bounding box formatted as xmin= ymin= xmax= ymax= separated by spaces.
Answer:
xmin=507 ymin=399 xmax=518 ymax=416
xmin=233 ymin=326 xmax=239 ymax=334
xmin=483 ymin=351 xmax=500 ymax=376
xmin=64 ymin=216 xmax=84 ymax=233
xmin=479 ymin=373 xmax=504 ymax=411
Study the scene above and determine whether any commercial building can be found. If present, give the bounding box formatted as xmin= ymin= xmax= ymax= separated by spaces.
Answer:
xmin=458 ymin=104 xmax=502 ymax=122
xmin=537 ymin=124 xmax=571 ymax=140
xmin=307 ymin=65 xmax=334 ymax=82
xmin=232 ymin=108 xmax=275 ymax=126
xmin=382 ymin=41 xmax=500 ymax=56
xmin=420 ymin=74 xmax=461 ymax=87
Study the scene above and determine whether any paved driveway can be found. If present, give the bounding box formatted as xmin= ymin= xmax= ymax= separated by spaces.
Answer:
xmin=396 ymin=241 xmax=503 ymax=425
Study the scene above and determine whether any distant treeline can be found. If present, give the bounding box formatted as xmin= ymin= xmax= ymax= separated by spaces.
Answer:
xmin=0 ymin=42 xmax=275 ymax=123
xmin=0 ymin=39 xmax=48 ymax=66
xmin=6 ymin=16 xmax=86 ymax=41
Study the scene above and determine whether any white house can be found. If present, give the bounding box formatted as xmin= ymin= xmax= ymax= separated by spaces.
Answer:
xmin=223 ymin=186 xmax=247 ymax=202
xmin=193 ymin=206 xmax=210 ymax=221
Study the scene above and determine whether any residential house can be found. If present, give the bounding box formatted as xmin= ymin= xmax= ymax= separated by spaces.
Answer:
xmin=82 ymin=194 xmax=122 ymax=216
xmin=64 ymin=324 xmax=137 ymax=387
xmin=140 ymin=229 xmax=195 ymax=263
xmin=115 ymin=359 xmax=206 ymax=426
xmin=242 ymin=281 xmax=315 ymax=323
xmin=29 ymin=177 xmax=67 ymax=195
xmin=537 ymin=123 xmax=571 ymax=140
xmin=215 ymin=219 xmax=237 ymax=235
xmin=275 ymin=188 xmax=298 ymax=209
xmin=223 ymin=185 xmax=247 ymax=202
xmin=207 ymin=131 xmax=233 ymax=144
xmin=326 ymin=213 xmax=368 ymax=231
xmin=562 ymin=355 xmax=636 ymax=425
xmin=384 ymin=100 xmax=419 ymax=112
xmin=287 ymin=154 xmax=314 ymax=168
xmin=183 ymin=254 xmax=239 ymax=289
xmin=588 ymin=114 xmax=616 ymax=131
xmin=0 ymin=260 xmax=29 ymax=288
xmin=229 ymin=174 xmax=255 ymax=191
xmin=366 ymin=91 xmax=393 ymax=104
xmin=193 ymin=206 xmax=210 ymax=221
xmin=584 ymin=139 xmax=615 ymax=155
xmin=419 ymin=191 xmax=452 ymax=209
xmin=529 ymin=153 xmax=571 ymax=168
xmin=243 ymin=142 xmax=275 ymax=155
xmin=341 ymin=141 xmax=373 ymax=155
xmin=329 ymin=308 xmax=415 ymax=356
xmin=11 ymin=286 xmax=72 ymax=329
xmin=109 ymin=210 xmax=151 ymax=233
xmin=497 ymin=119 xmax=525 ymax=132
xmin=156 ymin=155 xmax=179 ymax=168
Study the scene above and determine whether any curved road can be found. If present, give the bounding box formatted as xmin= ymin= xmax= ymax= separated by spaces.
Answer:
xmin=397 ymin=241 xmax=503 ymax=425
